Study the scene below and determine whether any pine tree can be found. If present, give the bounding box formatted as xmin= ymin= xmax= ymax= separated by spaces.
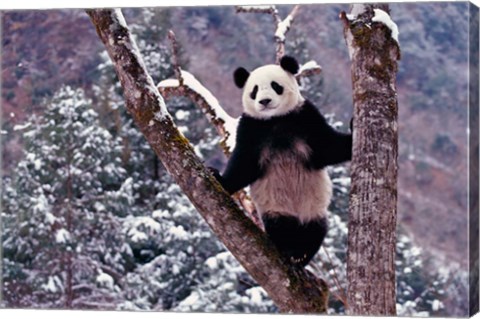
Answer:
xmin=2 ymin=86 xmax=133 ymax=309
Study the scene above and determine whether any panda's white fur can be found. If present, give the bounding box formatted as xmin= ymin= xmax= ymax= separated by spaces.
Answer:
xmin=251 ymin=140 xmax=333 ymax=223
xmin=242 ymin=65 xmax=305 ymax=119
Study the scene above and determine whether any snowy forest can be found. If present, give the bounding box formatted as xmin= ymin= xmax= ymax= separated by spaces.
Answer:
xmin=1 ymin=2 xmax=474 ymax=316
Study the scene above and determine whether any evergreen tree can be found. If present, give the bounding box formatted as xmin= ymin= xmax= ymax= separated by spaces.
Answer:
xmin=2 ymin=86 xmax=133 ymax=308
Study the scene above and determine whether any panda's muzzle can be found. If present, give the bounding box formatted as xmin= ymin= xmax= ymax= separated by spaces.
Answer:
xmin=259 ymin=98 xmax=272 ymax=107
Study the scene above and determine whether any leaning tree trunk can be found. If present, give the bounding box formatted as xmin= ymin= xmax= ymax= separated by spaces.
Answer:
xmin=341 ymin=4 xmax=401 ymax=315
xmin=86 ymin=9 xmax=329 ymax=313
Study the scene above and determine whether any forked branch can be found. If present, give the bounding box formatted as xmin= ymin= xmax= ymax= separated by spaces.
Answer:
xmin=236 ymin=5 xmax=301 ymax=63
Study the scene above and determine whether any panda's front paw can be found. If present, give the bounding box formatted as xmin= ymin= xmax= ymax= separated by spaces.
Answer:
xmin=350 ymin=117 xmax=354 ymax=132
xmin=208 ymin=167 xmax=222 ymax=181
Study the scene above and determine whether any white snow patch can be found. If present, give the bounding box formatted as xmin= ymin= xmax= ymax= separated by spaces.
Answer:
xmin=113 ymin=9 xmax=128 ymax=29
xmin=178 ymin=291 xmax=200 ymax=307
xmin=275 ymin=15 xmax=293 ymax=41
xmin=372 ymin=9 xmax=399 ymax=43
xmin=175 ymin=110 xmax=190 ymax=121
xmin=128 ymin=229 xmax=148 ymax=242
xmin=45 ymin=212 xmax=56 ymax=225
xmin=246 ymin=287 xmax=264 ymax=305
xmin=432 ymin=299 xmax=443 ymax=311
xmin=33 ymin=159 xmax=42 ymax=170
xmin=33 ymin=193 xmax=49 ymax=214
xmin=42 ymin=276 xmax=63 ymax=293
xmin=94 ymin=202 xmax=106 ymax=212
xmin=153 ymin=110 xmax=164 ymax=122
xmin=97 ymin=272 xmax=115 ymax=290
xmin=152 ymin=209 xmax=170 ymax=219
xmin=56 ymin=229 xmax=71 ymax=244
xmin=168 ymin=225 xmax=188 ymax=240
xmin=171 ymin=264 xmax=180 ymax=275
xmin=332 ymin=176 xmax=351 ymax=187
xmin=13 ymin=122 xmax=32 ymax=131
xmin=205 ymin=257 xmax=218 ymax=270
xmin=298 ymin=60 xmax=321 ymax=75
xmin=346 ymin=14 xmax=356 ymax=21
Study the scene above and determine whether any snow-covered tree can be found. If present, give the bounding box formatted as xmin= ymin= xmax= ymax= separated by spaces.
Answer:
xmin=2 ymin=86 xmax=132 ymax=308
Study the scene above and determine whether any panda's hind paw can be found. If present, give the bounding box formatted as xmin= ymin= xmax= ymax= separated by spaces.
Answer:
xmin=290 ymin=253 xmax=308 ymax=266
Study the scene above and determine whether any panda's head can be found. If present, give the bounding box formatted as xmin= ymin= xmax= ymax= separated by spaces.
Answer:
xmin=233 ymin=56 xmax=305 ymax=119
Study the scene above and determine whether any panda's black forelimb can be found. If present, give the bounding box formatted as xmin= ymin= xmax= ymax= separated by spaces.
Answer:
xmin=215 ymin=116 xmax=266 ymax=194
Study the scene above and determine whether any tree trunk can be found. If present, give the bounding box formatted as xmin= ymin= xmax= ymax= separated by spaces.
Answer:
xmin=86 ymin=9 xmax=328 ymax=313
xmin=341 ymin=4 xmax=400 ymax=315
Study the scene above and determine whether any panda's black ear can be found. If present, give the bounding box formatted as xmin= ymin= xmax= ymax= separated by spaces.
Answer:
xmin=280 ymin=56 xmax=299 ymax=74
xmin=233 ymin=67 xmax=250 ymax=88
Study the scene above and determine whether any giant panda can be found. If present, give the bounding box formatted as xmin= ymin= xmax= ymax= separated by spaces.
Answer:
xmin=213 ymin=56 xmax=352 ymax=267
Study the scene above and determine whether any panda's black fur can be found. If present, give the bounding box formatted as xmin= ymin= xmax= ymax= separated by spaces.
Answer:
xmin=214 ymin=56 xmax=352 ymax=266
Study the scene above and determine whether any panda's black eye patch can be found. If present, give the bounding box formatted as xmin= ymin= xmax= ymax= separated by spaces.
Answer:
xmin=250 ymin=85 xmax=258 ymax=100
xmin=271 ymin=81 xmax=284 ymax=95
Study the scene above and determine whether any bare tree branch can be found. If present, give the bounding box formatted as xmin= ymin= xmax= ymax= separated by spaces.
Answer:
xmin=235 ymin=5 xmax=278 ymax=16
xmin=86 ymin=8 xmax=329 ymax=313
xmin=167 ymin=30 xmax=184 ymax=87
xmin=296 ymin=60 xmax=322 ymax=79
xmin=236 ymin=5 xmax=301 ymax=63
xmin=340 ymin=4 xmax=400 ymax=315
xmin=274 ymin=5 xmax=300 ymax=62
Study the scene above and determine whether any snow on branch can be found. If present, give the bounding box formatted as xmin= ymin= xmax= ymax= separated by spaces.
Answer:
xmin=340 ymin=5 xmax=400 ymax=60
xmin=297 ymin=60 xmax=322 ymax=79
xmin=274 ymin=5 xmax=300 ymax=43
xmin=158 ymin=70 xmax=239 ymax=153
xmin=372 ymin=8 xmax=399 ymax=43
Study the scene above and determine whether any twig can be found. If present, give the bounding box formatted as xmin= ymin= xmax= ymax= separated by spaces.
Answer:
xmin=309 ymin=260 xmax=346 ymax=310
xmin=168 ymin=30 xmax=183 ymax=87
xmin=237 ymin=5 xmax=301 ymax=63
xmin=274 ymin=5 xmax=300 ymax=62
xmin=322 ymin=246 xmax=348 ymax=309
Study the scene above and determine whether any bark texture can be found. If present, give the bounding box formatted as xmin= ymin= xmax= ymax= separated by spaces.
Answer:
xmin=86 ymin=9 xmax=329 ymax=313
xmin=341 ymin=4 xmax=400 ymax=315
